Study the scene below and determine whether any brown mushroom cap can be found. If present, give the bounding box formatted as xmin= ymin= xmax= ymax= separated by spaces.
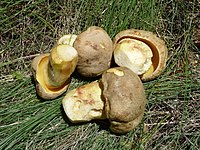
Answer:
xmin=113 ymin=29 xmax=168 ymax=81
xmin=73 ymin=26 xmax=113 ymax=77
xmin=100 ymin=67 xmax=146 ymax=134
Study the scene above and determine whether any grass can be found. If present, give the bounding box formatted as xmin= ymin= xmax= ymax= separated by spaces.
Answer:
xmin=0 ymin=0 xmax=200 ymax=149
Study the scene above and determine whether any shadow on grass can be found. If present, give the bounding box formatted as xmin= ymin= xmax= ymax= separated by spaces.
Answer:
xmin=59 ymin=104 xmax=111 ymax=133
xmin=71 ymin=69 xmax=101 ymax=82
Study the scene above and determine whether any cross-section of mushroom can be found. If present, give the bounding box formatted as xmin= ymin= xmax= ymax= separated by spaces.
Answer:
xmin=31 ymin=44 xmax=78 ymax=100
xmin=113 ymin=29 xmax=168 ymax=81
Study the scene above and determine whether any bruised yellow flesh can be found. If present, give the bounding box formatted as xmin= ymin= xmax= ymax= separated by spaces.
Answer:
xmin=36 ymin=56 xmax=68 ymax=93
xmin=106 ymin=68 xmax=124 ymax=76
xmin=141 ymin=64 xmax=154 ymax=78
xmin=62 ymin=81 xmax=105 ymax=123
xmin=114 ymin=38 xmax=153 ymax=75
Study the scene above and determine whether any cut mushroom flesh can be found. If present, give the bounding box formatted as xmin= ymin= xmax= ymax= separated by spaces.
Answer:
xmin=113 ymin=29 xmax=167 ymax=81
xmin=114 ymin=38 xmax=153 ymax=75
xmin=62 ymin=81 xmax=105 ymax=123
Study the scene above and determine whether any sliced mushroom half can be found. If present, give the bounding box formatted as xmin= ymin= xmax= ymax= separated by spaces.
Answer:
xmin=113 ymin=29 xmax=168 ymax=81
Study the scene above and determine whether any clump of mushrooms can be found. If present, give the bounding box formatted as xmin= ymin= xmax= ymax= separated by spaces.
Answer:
xmin=73 ymin=26 xmax=113 ymax=77
xmin=62 ymin=67 xmax=146 ymax=134
xmin=113 ymin=29 xmax=168 ymax=81
xmin=32 ymin=44 xmax=78 ymax=99
xmin=31 ymin=26 xmax=168 ymax=134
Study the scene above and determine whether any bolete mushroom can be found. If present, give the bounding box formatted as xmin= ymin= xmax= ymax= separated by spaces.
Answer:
xmin=62 ymin=67 xmax=146 ymax=134
xmin=32 ymin=44 xmax=78 ymax=99
xmin=73 ymin=26 xmax=113 ymax=77
xmin=57 ymin=34 xmax=77 ymax=46
xmin=113 ymin=29 xmax=168 ymax=81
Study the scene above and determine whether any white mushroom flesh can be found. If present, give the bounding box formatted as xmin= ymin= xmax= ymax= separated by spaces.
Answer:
xmin=114 ymin=38 xmax=153 ymax=75
xmin=53 ymin=45 xmax=78 ymax=63
xmin=57 ymin=34 xmax=77 ymax=46
xmin=62 ymin=81 xmax=104 ymax=123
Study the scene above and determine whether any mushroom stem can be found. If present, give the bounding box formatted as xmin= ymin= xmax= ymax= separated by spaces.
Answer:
xmin=62 ymin=81 xmax=106 ymax=123
xmin=45 ymin=45 xmax=78 ymax=89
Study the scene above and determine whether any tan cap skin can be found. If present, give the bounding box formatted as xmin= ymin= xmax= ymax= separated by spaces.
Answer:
xmin=113 ymin=29 xmax=168 ymax=81
xmin=32 ymin=44 xmax=78 ymax=100
xmin=62 ymin=67 xmax=146 ymax=134
xmin=73 ymin=26 xmax=113 ymax=77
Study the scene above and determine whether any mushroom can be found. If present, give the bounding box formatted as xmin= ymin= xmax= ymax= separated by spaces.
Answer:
xmin=32 ymin=44 xmax=78 ymax=99
xmin=73 ymin=26 xmax=113 ymax=77
xmin=62 ymin=67 xmax=146 ymax=134
xmin=113 ymin=29 xmax=168 ymax=81
xmin=62 ymin=80 xmax=105 ymax=122
xmin=57 ymin=34 xmax=77 ymax=46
